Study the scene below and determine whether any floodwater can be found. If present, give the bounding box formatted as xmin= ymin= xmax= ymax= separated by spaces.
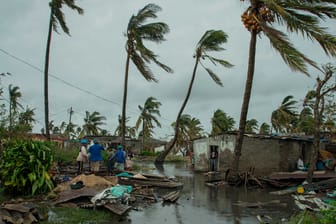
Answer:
xmin=120 ymin=161 xmax=299 ymax=224
xmin=47 ymin=161 xmax=300 ymax=224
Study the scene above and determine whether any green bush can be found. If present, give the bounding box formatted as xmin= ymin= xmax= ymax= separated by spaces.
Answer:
xmin=0 ymin=139 xmax=54 ymax=196
xmin=52 ymin=145 xmax=78 ymax=165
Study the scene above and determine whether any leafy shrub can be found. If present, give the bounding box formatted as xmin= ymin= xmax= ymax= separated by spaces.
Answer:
xmin=0 ymin=139 xmax=54 ymax=196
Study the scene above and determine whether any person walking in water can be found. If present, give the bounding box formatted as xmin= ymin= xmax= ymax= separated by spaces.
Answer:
xmin=112 ymin=145 xmax=126 ymax=171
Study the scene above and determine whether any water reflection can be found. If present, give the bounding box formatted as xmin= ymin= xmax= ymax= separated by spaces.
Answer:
xmin=125 ymin=161 xmax=297 ymax=224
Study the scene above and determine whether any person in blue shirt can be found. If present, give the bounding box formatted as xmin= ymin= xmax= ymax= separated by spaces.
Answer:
xmin=112 ymin=145 xmax=126 ymax=171
xmin=88 ymin=139 xmax=104 ymax=175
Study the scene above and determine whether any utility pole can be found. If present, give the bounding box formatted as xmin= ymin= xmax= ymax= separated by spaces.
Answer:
xmin=67 ymin=107 xmax=74 ymax=143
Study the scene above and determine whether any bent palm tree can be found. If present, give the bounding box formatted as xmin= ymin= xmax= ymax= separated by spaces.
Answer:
xmin=44 ymin=0 xmax=83 ymax=140
xmin=211 ymin=109 xmax=236 ymax=135
xmin=121 ymin=3 xmax=172 ymax=149
xmin=136 ymin=97 xmax=162 ymax=153
xmin=155 ymin=30 xmax=233 ymax=164
xmin=232 ymin=0 xmax=336 ymax=174
xmin=271 ymin=95 xmax=298 ymax=134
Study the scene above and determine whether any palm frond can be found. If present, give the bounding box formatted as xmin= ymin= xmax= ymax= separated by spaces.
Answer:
xmin=197 ymin=30 xmax=228 ymax=52
xmin=138 ymin=23 xmax=170 ymax=42
xmin=262 ymin=24 xmax=318 ymax=75
xmin=133 ymin=4 xmax=161 ymax=26
xmin=131 ymin=53 xmax=157 ymax=82
xmin=202 ymin=66 xmax=223 ymax=87
xmin=206 ymin=56 xmax=234 ymax=68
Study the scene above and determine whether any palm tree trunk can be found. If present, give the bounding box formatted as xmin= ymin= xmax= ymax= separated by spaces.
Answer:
xmin=122 ymin=53 xmax=131 ymax=149
xmin=44 ymin=10 xmax=53 ymax=141
xmin=155 ymin=57 xmax=200 ymax=164
xmin=231 ymin=30 xmax=257 ymax=174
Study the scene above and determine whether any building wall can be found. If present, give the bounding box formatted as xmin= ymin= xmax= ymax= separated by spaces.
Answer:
xmin=193 ymin=134 xmax=312 ymax=175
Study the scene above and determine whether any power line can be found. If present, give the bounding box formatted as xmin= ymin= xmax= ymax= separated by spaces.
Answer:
xmin=0 ymin=48 xmax=121 ymax=106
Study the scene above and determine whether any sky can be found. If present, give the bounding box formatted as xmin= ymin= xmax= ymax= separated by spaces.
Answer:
xmin=1 ymin=0 xmax=335 ymax=140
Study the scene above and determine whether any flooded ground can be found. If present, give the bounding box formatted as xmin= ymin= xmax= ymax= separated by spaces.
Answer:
xmin=120 ymin=161 xmax=299 ymax=224
xmin=46 ymin=161 xmax=300 ymax=224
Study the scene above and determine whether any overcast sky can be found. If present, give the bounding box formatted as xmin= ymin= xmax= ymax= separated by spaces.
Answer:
xmin=1 ymin=1 xmax=335 ymax=140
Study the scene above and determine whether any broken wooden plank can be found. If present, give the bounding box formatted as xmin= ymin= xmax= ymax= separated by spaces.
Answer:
xmin=118 ymin=177 xmax=183 ymax=188
xmin=162 ymin=191 xmax=180 ymax=203
xmin=103 ymin=203 xmax=132 ymax=216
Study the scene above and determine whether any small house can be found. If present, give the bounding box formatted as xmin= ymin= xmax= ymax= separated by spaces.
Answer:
xmin=192 ymin=132 xmax=320 ymax=175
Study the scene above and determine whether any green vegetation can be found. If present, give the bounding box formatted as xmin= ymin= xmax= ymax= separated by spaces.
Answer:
xmin=41 ymin=207 xmax=117 ymax=224
xmin=0 ymin=139 xmax=54 ymax=196
xmin=290 ymin=202 xmax=336 ymax=224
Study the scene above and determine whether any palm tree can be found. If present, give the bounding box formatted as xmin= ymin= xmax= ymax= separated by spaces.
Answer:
xmin=44 ymin=0 xmax=83 ymax=140
xmin=136 ymin=97 xmax=162 ymax=153
xmin=18 ymin=107 xmax=35 ymax=132
xmin=259 ymin=122 xmax=270 ymax=134
xmin=80 ymin=111 xmax=106 ymax=137
xmin=297 ymin=107 xmax=314 ymax=135
xmin=114 ymin=115 xmax=137 ymax=139
xmin=171 ymin=114 xmax=204 ymax=154
xmin=233 ymin=0 xmax=336 ymax=174
xmin=245 ymin=118 xmax=258 ymax=133
xmin=155 ymin=30 xmax=233 ymax=164
xmin=121 ymin=3 xmax=173 ymax=150
xmin=8 ymin=84 xmax=23 ymax=128
xmin=271 ymin=95 xmax=298 ymax=134
xmin=211 ymin=109 xmax=236 ymax=135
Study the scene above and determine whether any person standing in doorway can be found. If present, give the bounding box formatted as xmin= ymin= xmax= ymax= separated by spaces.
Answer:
xmin=88 ymin=139 xmax=104 ymax=175
xmin=76 ymin=139 xmax=88 ymax=175
xmin=210 ymin=147 xmax=218 ymax=172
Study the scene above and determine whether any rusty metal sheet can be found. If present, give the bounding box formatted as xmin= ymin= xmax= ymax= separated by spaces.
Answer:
xmin=2 ymin=203 xmax=31 ymax=213
xmin=53 ymin=188 xmax=99 ymax=205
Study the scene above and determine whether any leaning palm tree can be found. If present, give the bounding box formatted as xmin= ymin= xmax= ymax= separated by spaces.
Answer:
xmin=136 ymin=96 xmax=162 ymax=153
xmin=271 ymin=95 xmax=298 ymax=134
xmin=121 ymin=3 xmax=173 ymax=150
xmin=211 ymin=109 xmax=236 ymax=135
xmin=44 ymin=0 xmax=83 ymax=140
xmin=8 ymin=84 xmax=23 ymax=128
xmin=155 ymin=30 xmax=233 ymax=164
xmin=232 ymin=1 xmax=336 ymax=174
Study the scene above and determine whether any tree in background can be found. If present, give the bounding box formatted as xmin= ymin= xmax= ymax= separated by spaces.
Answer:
xmin=80 ymin=111 xmax=106 ymax=137
xmin=114 ymin=115 xmax=137 ymax=139
xmin=171 ymin=114 xmax=204 ymax=155
xmin=304 ymin=63 xmax=336 ymax=183
xmin=271 ymin=95 xmax=298 ymax=134
xmin=233 ymin=0 xmax=336 ymax=176
xmin=136 ymin=97 xmax=162 ymax=153
xmin=245 ymin=118 xmax=258 ymax=133
xmin=44 ymin=0 xmax=83 ymax=140
xmin=8 ymin=85 xmax=23 ymax=129
xmin=259 ymin=122 xmax=270 ymax=135
xmin=211 ymin=109 xmax=236 ymax=135
xmin=121 ymin=4 xmax=172 ymax=150
xmin=156 ymin=30 xmax=233 ymax=164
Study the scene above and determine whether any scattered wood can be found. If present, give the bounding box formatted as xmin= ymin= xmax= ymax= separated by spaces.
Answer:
xmin=118 ymin=176 xmax=183 ymax=189
xmin=0 ymin=202 xmax=43 ymax=224
xmin=268 ymin=170 xmax=336 ymax=180
xmin=103 ymin=203 xmax=132 ymax=216
xmin=162 ymin=190 xmax=180 ymax=203
xmin=234 ymin=199 xmax=287 ymax=208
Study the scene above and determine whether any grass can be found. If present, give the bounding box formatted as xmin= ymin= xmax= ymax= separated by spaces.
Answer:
xmin=40 ymin=207 xmax=120 ymax=224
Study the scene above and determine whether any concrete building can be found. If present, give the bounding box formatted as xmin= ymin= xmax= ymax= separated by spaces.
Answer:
xmin=192 ymin=132 xmax=321 ymax=175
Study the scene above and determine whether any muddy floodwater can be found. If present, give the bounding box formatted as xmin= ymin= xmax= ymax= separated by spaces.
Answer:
xmin=48 ymin=161 xmax=300 ymax=224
